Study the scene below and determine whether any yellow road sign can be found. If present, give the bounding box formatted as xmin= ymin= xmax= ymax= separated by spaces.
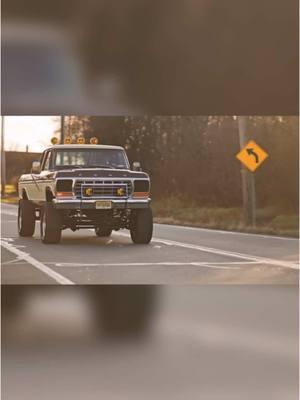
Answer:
xmin=236 ymin=140 xmax=268 ymax=172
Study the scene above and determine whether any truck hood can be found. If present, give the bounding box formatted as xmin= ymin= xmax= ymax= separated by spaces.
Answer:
xmin=55 ymin=168 xmax=149 ymax=179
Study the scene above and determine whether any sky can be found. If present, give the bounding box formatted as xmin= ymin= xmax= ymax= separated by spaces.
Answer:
xmin=3 ymin=116 xmax=60 ymax=152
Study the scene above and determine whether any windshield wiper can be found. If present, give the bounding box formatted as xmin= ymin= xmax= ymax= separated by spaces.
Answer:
xmin=114 ymin=165 xmax=128 ymax=169
xmin=56 ymin=165 xmax=82 ymax=169
xmin=87 ymin=164 xmax=114 ymax=169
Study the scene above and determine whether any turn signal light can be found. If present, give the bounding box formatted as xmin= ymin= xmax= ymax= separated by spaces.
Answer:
xmin=56 ymin=192 xmax=73 ymax=198
xmin=132 ymin=192 xmax=150 ymax=198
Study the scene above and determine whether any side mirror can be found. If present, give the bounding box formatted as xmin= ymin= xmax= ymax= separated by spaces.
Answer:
xmin=31 ymin=161 xmax=41 ymax=174
xmin=132 ymin=161 xmax=142 ymax=171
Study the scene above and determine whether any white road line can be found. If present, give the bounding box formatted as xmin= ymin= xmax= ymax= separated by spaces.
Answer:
xmin=1 ymin=240 xmax=75 ymax=285
xmin=2 ymin=256 xmax=23 ymax=265
xmin=114 ymin=232 xmax=299 ymax=270
xmin=155 ymin=223 xmax=299 ymax=241
xmin=2 ymin=208 xmax=298 ymax=270
xmin=1 ymin=203 xmax=18 ymax=207
xmin=1 ymin=203 xmax=18 ymax=209
xmin=1 ymin=210 xmax=18 ymax=217
xmin=1 ymin=237 xmax=14 ymax=242
xmin=51 ymin=261 xmax=243 ymax=270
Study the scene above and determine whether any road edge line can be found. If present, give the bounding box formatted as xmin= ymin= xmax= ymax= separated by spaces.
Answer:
xmin=154 ymin=223 xmax=299 ymax=241
xmin=1 ymin=240 xmax=75 ymax=285
xmin=114 ymin=232 xmax=299 ymax=270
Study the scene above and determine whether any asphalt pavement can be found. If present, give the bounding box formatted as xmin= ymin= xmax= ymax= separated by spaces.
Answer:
xmin=1 ymin=203 xmax=298 ymax=284
xmin=2 ymin=285 xmax=299 ymax=400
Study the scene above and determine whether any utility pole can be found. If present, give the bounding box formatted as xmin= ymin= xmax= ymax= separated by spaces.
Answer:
xmin=1 ymin=116 xmax=6 ymax=197
xmin=238 ymin=116 xmax=256 ymax=226
xmin=61 ymin=116 xmax=65 ymax=143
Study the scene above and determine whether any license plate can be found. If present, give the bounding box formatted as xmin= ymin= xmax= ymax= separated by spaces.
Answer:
xmin=95 ymin=201 xmax=112 ymax=209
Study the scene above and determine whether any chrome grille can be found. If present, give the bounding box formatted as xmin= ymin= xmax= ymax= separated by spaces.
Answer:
xmin=74 ymin=180 xmax=133 ymax=199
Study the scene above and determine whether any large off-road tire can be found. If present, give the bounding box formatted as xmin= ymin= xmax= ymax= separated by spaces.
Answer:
xmin=95 ymin=226 xmax=112 ymax=237
xmin=18 ymin=199 xmax=36 ymax=237
xmin=40 ymin=203 xmax=62 ymax=244
xmin=130 ymin=207 xmax=153 ymax=244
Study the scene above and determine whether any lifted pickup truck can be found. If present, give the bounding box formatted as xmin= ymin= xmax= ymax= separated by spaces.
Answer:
xmin=18 ymin=141 xmax=153 ymax=244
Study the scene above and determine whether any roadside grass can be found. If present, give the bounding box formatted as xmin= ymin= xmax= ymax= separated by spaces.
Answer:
xmin=1 ymin=193 xmax=298 ymax=238
xmin=0 ymin=184 xmax=18 ymax=204
xmin=1 ymin=196 xmax=19 ymax=205
xmin=152 ymin=196 xmax=299 ymax=238
xmin=0 ymin=184 xmax=17 ymax=195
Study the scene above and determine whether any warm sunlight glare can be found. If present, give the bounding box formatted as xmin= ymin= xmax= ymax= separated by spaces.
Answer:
xmin=3 ymin=116 xmax=59 ymax=152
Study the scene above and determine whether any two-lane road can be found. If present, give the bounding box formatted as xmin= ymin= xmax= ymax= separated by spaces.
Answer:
xmin=1 ymin=203 xmax=298 ymax=284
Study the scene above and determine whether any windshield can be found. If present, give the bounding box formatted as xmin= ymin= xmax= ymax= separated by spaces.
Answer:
xmin=54 ymin=149 xmax=129 ymax=170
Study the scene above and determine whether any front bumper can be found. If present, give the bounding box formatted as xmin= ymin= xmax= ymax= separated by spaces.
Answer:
xmin=52 ymin=198 xmax=151 ymax=210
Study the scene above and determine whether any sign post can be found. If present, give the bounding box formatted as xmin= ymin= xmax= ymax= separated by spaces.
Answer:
xmin=1 ymin=116 xmax=6 ymax=197
xmin=236 ymin=117 xmax=268 ymax=227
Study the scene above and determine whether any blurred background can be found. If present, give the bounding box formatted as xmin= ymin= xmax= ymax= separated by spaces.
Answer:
xmin=2 ymin=285 xmax=299 ymax=400
xmin=1 ymin=115 xmax=299 ymax=236
xmin=2 ymin=0 xmax=298 ymax=115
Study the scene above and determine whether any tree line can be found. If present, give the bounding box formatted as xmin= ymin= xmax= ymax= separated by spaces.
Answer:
xmin=62 ymin=116 xmax=298 ymax=211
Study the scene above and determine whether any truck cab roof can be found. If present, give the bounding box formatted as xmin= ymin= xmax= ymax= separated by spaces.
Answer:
xmin=45 ymin=144 xmax=125 ymax=151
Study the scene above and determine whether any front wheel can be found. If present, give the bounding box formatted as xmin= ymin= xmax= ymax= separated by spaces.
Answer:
xmin=130 ymin=208 xmax=153 ymax=244
xmin=40 ymin=203 xmax=62 ymax=244
xmin=18 ymin=199 xmax=36 ymax=237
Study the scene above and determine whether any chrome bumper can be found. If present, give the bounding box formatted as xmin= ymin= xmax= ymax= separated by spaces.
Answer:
xmin=52 ymin=198 xmax=151 ymax=210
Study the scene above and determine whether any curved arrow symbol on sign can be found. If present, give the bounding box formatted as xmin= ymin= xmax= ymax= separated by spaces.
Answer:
xmin=246 ymin=148 xmax=259 ymax=163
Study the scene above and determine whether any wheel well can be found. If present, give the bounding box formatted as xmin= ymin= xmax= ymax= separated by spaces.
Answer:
xmin=46 ymin=188 xmax=54 ymax=202
xmin=22 ymin=189 xmax=28 ymax=200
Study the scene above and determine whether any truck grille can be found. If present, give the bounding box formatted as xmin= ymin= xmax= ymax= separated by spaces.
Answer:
xmin=74 ymin=180 xmax=133 ymax=199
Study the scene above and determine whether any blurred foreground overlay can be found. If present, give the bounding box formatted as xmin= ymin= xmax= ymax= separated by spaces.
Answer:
xmin=2 ymin=116 xmax=298 ymax=236
xmin=2 ymin=285 xmax=299 ymax=400
xmin=2 ymin=0 xmax=298 ymax=115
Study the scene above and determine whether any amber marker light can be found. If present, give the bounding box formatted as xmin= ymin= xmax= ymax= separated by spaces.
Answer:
xmin=56 ymin=192 xmax=74 ymax=198
xmin=64 ymin=136 xmax=72 ymax=144
xmin=90 ymin=137 xmax=99 ymax=144
xmin=51 ymin=137 xmax=59 ymax=145
xmin=77 ymin=136 xmax=86 ymax=144
xmin=132 ymin=192 xmax=150 ymax=198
